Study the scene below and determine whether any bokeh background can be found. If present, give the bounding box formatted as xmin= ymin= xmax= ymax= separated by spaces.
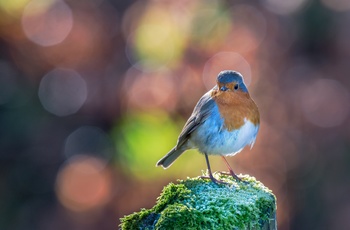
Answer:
xmin=1 ymin=0 xmax=350 ymax=229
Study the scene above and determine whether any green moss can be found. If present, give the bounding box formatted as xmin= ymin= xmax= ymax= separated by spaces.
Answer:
xmin=120 ymin=173 xmax=276 ymax=230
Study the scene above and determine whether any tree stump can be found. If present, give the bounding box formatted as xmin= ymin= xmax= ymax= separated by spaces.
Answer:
xmin=120 ymin=173 xmax=277 ymax=230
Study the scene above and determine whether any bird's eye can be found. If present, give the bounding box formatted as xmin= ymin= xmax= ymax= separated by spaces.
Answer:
xmin=234 ymin=84 xmax=239 ymax=90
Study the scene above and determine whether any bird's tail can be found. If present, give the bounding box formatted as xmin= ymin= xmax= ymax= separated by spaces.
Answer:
xmin=156 ymin=147 xmax=185 ymax=169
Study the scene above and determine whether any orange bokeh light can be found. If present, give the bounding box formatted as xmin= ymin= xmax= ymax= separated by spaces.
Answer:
xmin=56 ymin=155 xmax=112 ymax=213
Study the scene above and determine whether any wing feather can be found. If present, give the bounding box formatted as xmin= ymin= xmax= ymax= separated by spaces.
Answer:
xmin=176 ymin=90 xmax=216 ymax=148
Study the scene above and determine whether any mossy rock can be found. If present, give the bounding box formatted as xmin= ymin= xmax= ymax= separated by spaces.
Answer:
xmin=120 ymin=173 xmax=277 ymax=230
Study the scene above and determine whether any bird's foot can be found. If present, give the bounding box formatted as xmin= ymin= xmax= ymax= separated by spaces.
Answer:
xmin=218 ymin=171 xmax=249 ymax=184
xmin=218 ymin=171 xmax=241 ymax=181
xmin=200 ymin=174 xmax=228 ymax=185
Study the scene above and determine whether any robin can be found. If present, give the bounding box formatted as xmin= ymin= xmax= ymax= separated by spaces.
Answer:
xmin=156 ymin=70 xmax=260 ymax=184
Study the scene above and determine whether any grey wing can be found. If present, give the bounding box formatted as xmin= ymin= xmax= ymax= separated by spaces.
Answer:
xmin=176 ymin=90 xmax=216 ymax=148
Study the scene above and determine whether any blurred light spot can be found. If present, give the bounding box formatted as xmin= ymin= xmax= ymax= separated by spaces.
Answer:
xmin=38 ymin=68 xmax=87 ymax=116
xmin=56 ymin=155 xmax=112 ymax=212
xmin=0 ymin=0 xmax=30 ymax=16
xmin=36 ymin=4 xmax=116 ymax=68
xmin=176 ymin=67 xmax=203 ymax=109
xmin=125 ymin=2 xmax=187 ymax=71
xmin=226 ymin=4 xmax=267 ymax=53
xmin=202 ymin=52 xmax=252 ymax=90
xmin=262 ymin=0 xmax=309 ymax=15
xmin=0 ymin=62 xmax=18 ymax=105
xmin=113 ymin=111 xmax=181 ymax=180
xmin=190 ymin=1 xmax=231 ymax=53
xmin=121 ymin=0 xmax=146 ymax=41
xmin=64 ymin=126 xmax=113 ymax=163
xmin=301 ymin=79 xmax=350 ymax=128
xmin=21 ymin=0 xmax=73 ymax=46
xmin=321 ymin=0 xmax=350 ymax=11
xmin=124 ymin=68 xmax=176 ymax=111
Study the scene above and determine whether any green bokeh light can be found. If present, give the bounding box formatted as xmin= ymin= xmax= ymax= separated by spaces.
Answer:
xmin=190 ymin=1 xmax=231 ymax=52
xmin=113 ymin=111 xmax=182 ymax=180
xmin=112 ymin=110 xmax=223 ymax=180
xmin=132 ymin=5 xmax=187 ymax=70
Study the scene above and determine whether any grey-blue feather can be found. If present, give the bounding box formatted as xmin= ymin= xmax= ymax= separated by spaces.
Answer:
xmin=156 ymin=89 xmax=216 ymax=168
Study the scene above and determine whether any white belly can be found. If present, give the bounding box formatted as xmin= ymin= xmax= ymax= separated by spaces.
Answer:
xmin=189 ymin=109 xmax=259 ymax=156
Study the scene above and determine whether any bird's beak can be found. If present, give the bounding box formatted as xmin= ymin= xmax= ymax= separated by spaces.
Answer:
xmin=220 ymin=85 xmax=228 ymax=91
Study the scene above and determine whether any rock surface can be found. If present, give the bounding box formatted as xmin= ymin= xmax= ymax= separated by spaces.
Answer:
xmin=120 ymin=173 xmax=277 ymax=230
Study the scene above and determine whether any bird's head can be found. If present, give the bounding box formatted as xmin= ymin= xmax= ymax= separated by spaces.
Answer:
xmin=216 ymin=70 xmax=248 ymax=93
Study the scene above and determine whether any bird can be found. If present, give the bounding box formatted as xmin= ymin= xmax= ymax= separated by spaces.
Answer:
xmin=156 ymin=70 xmax=260 ymax=184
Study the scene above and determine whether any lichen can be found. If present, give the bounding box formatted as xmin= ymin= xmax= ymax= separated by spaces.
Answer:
xmin=119 ymin=173 xmax=276 ymax=230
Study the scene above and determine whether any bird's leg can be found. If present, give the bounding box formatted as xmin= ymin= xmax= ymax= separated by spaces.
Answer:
xmin=220 ymin=156 xmax=241 ymax=181
xmin=200 ymin=153 xmax=227 ymax=185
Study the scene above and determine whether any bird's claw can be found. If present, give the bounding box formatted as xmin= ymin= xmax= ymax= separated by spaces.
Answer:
xmin=216 ymin=171 xmax=249 ymax=184
xmin=199 ymin=175 xmax=228 ymax=185
xmin=218 ymin=171 xmax=242 ymax=181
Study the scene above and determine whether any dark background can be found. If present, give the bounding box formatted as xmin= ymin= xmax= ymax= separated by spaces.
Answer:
xmin=1 ymin=0 xmax=350 ymax=229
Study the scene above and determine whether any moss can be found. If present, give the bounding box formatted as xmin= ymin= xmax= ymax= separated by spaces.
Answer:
xmin=120 ymin=173 xmax=276 ymax=230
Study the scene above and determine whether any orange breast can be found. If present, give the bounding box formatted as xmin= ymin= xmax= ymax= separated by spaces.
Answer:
xmin=211 ymin=89 xmax=260 ymax=131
